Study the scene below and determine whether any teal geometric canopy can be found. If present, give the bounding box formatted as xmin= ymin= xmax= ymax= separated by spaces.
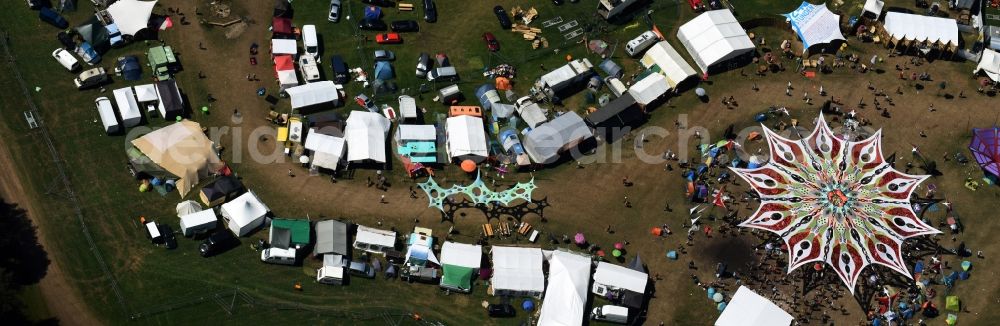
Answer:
xmin=418 ymin=173 xmax=536 ymax=212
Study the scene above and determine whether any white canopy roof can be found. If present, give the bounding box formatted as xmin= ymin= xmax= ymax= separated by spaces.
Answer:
xmin=446 ymin=115 xmax=488 ymax=160
xmin=285 ymin=81 xmax=339 ymax=109
xmin=344 ymin=111 xmax=390 ymax=163
xmin=175 ymin=200 xmax=202 ymax=217
xmin=405 ymin=244 xmax=441 ymax=265
xmin=440 ymin=242 xmax=482 ymax=268
xmin=677 ymin=9 xmax=755 ymax=73
xmin=354 ymin=225 xmax=396 ymax=248
xmin=272 ymin=39 xmax=298 ymax=55
xmin=220 ymin=191 xmax=269 ymax=230
xmin=112 ymin=87 xmax=141 ymax=123
xmin=593 ymin=261 xmax=648 ymax=293
xmin=716 ymin=286 xmax=793 ymax=326
xmin=784 ymin=2 xmax=845 ymax=51
xmin=398 ymin=95 xmax=418 ymax=119
xmin=180 ymin=209 xmax=217 ymax=227
xmin=863 ymin=0 xmax=884 ymax=17
xmin=639 ymin=41 xmax=697 ymax=89
xmin=107 ymin=0 xmax=156 ymax=36
xmin=538 ymin=250 xmax=591 ymax=326
xmin=304 ymin=128 xmax=346 ymax=170
xmin=133 ymin=84 xmax=159 ymax=102
xmin=883 ymin=12 xmax=959 ymax=46
xmin=628 ymin=73 xmax=669 ymax=106
xmin=491 ymin=246 xmax=545 ymax=294
xmin=397 ymin=124 xmax=436 ymax=141
xmin=977 ymin=49 xmax=1000 ymax=82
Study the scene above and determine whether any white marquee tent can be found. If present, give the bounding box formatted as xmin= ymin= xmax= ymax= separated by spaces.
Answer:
xmin=491 ymin=246 xmax=545 ymax=297
xmin=715 ymin=286 xmax=793 ymax=326
xmin=639 ymin=41 xmax=697 ymax=89
xmin=133 ymin=84 xmax=159 ymax=102
xmin=220 ymin=191 xmax=270 ymax=237
xmin=271 ymin=39 xmax=298 ymax=55
xmin=538 ymin=250 xmax=591 ymax=326
xmin=783 ymin=2 xmax=845 ymax=51
xmin=285 ymin=81 xmax=340 ymax=110
xmin=107 ymin=0 xmax=156 ymax=36
xmin=592 ymin=261 xmax=648 ymax=294
xmin=446 ymin=115 xmax=488 ymax=163
xmin=677 ymin=9 xmax=755 ymax=73
xmin=113 ymin=87 xmax=142 ymax=127
xmin=344 ymin=111 xmax=390 ymax=163
xmin=976 ymin=49 xmax=1000 ymax=82
xmin=304 ymin=128 xmax=347 ymax=170
xmin=883 ymin=12 xmax=959 ymax=47
xmin=628 ymin=73 xmax=669 ymax=106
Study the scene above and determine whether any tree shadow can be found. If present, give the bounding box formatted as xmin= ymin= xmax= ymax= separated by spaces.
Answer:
xmin=0 ymin=198 xmax=53 ymax=324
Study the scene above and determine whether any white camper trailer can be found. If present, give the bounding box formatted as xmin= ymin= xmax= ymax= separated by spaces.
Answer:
xmin=94 ymin=97 xmax=120 ymax=134
xmin=316 ymin=254 xmax=347 ymax=285
xmin=625 ymin=31 xmax=658 ymax=57
xmin=179 ymin=209 xmax=218 ymax=237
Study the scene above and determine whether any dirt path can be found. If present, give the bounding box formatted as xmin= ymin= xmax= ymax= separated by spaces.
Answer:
xmin=0 ymin=129 xmax=100 ymax=325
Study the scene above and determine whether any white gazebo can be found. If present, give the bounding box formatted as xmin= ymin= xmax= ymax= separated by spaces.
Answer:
xmin=716 ymin=286 xmax=793 ymax=326
xmin=344 ymin=111 xmax=391 ymax=163
xmin=677 ymin=9 xmax=755 ymax=73
xmin=220 ymin=191 xmax=269 ymax=237
xmin=976 ymin=49 xmax=1000 ymax=82
xmin=490 ymin=246 xmax=545 ymax=298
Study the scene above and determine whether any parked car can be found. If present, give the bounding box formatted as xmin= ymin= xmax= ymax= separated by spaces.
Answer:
xmin=493 ymin=6 xmax=512 ymax=29
xmin=487 ymin=303 xmax=516 ymax=318
xmin=330 ymin=55 xmax=349 ymax=83
xmin=358 ymin=18 xmax=387 ymax=31
xmin=390 ymin=20 xmax=419 ymax=32
xmin=354 ymin=94 xmax=377 ymax=111
xmin=349 ymin=261 xmax=376 ymax=278
xmin=52 ymin=48 xmax=80 ymax=72
xmin=415 ymin=52 xmax=432 ymax=78
xmin=423 ymin=0 xmax=437 ymax=23
xmin=328 ymin=0 xmax=341 ymax=22
xmin=483 ymin=32 xmax=500 ymax=52
xmin=74 ymin=67 xmax=109 ymax=89
xmin=375 ymin=33 xmax=402 ymax=44
xmin=199 ymin=231 xmax=239 ymax=257
xmin=374 ymin=49 xmax=395 ymax=61
xmin=427 ymin=66 xmax=458 ymax=82
xmin=362 ymin=0 xmax=395 ymax=6
xmin=159 ymin=224 xmax=177 ymax=249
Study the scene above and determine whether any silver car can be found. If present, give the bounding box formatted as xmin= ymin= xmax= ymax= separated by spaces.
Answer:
xmin=328 ymin=0 xmax=341 ymax=22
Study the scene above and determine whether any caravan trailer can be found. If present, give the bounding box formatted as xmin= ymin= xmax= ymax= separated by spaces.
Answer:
xmin=94 ymin=97 xmax=121 ymax=134
xmin=625 ymin=31 xmax=658 ymax=57
xmin=179 ymin=209 xmax=218 ymax=237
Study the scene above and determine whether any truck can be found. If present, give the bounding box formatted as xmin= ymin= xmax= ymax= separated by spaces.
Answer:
xmin=298 ymin=55 xmax=321 ymax=83
xmin=591 ymin=305 xmax=629 ymax=324
xmin=261 ymin=247 xmax=297 ymax=265
xmin=316 ymin=254 xmax=347 ymax=285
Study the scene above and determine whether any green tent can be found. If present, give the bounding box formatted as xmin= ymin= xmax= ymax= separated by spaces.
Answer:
xmin=271 ymin=218 xmax=311 ymax=247
xmin=441 ymin=265 xmax=473 ymax=292
xmin=946 ymin=313 xmax=958 ymax=325
xmin=946 ymin=296 xmax=960 ymax=312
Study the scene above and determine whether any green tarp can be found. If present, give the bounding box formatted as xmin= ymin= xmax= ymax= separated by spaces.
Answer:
xmin=946 ymin=296 xmax=960 ymax=312
xmin=271 ymin=218 xmax=311 ymax=247
xmin=441 ymin=265 xmax=473 ymax=291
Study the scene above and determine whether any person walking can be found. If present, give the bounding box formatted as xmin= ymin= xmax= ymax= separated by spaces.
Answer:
xmin=380 ymin=194 xmax=387 ymax=204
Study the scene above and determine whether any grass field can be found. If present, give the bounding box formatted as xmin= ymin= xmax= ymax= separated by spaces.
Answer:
xmin=2 ymin=0 xmax=1000 ymax=325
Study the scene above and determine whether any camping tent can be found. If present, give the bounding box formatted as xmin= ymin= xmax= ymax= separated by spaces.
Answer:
xmin=199 ymin=176 xmax=245 ymax=207
xmin=593 ymin=261 xmax=648 ymax=294
xmin=353 ymin=225 xmax=396 ymax=254
xmin=976 ymin=49 xmax=1000 ymax=82
xmin=676 ymin=9 xmax=755 ymax=73
xmin=883 ymin=12 xmax=959 ymax=47
xmin=716 ymin=286 xmax=793 ymax=326
xmin=538 ymin=249 xmax=592 ymax=326
xmin=405 ymin=228 xmax=440 ymax=266
xmin=344 ymin=111 xmax=391 ymax=163
xmin=107 ymin=0 xmax=157 ymax=36
xmin=475 ymin=84 xmax=500 ymax=110
xmin=969 ymin=127 xmax=1000 ymax=178
xmin=374 ymin=61 xmax=394 ymax=80
xmin=639 ymin=41 xmax=697 ymax=88
xmin=117 ymin=56 xmax=142 ymax=80
xmin=286 ymin=81 xmax=341 ymax=111
xmin=272 ymin=17 xmax=293 ymax=36
xmin=304 ymin=128 xmax=347 ymax=170
xmin=628 ymin=73 xmax=669 ymax=106
xmin=599 ymin=59 xmax=623 ymax=78
xmin=398 ymin=95 xmax=418 ymax=120
xmin=491 ymin=246 xmax=545 ymax=297
xmin=446 ymin=115 xmax=488 ymax=163
xmin=783 ymin=2 xmax=846 ymax=52
xmin=219 ymin=191 xmax=269 ymax=237
xmin=175 ymin=200 xmax=202 ymax=217
xmin=131 ymin=120 xmax=224 ymax=197
xmin=523 ymin=112 xmax=593 ymax=164
xmin=113 ymin=87 xmax=142 ymax=127
xmin=272 ymin=39 xmax=297 ymax=55
xmin=75 ymin=17 xmax=110 ymax=54
xmin=155 ymin=79 xmax=184 ymax=121
xmin=273 ymin=55 xmax=299 ymax=91
xmin=314 ymin=220 xmax=349 ymax=257
xmin=439 ymin=242 xmax=482 ymax=293
xmin=270 ymin=218 xmax=311 ymax=248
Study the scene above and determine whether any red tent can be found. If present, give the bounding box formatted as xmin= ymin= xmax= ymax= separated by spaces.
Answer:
xmin=273 ymin=55 xmax=294 ymax=75
xmin=272 ymin=17 xmax=293 ymax=36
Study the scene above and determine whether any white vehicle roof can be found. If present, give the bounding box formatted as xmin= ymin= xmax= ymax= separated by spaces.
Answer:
xmin=302 ymin=25 xmax=318 ymax=47
xmin=354 ymin=225 xmax=396 ymax=248
xmin=145 ymin=222 xmax=161 ymax=238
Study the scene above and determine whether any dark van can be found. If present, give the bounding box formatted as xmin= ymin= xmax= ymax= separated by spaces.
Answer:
xmin=199 ymin=231 xmax=239 ymax=257
xmin=330 ymin=55 xmax=349 ymax=84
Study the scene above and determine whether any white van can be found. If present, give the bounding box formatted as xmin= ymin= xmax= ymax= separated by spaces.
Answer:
xmin=625 ymin=31 xmax=658 ymax=57
xmin=605 ymin=77 xmax=628 ymax=97
xmin=302 ymin=25 xmax=320 ymax=62
xmin=94 ymin=97 xmax=120 ymax=134
xmin=591 ymin=305 xmax=629 ymax=324
xmin=261 ymin=247 xmax=297 ymax=265
xmin=52 ymin=48 xmax=81 ymax=72
xmin=427 ymin=66 xmax=458 ymax=82
xmin=316 ymin=254 xmax=347 ymax=285
xmin=298 ymin=55 xmax=321 ymax=82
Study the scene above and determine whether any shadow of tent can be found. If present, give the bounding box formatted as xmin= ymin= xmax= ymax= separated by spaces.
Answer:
xmin=439 ymin=197 xmax=550 ymax=224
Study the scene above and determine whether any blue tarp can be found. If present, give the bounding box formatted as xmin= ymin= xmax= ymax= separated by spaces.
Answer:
xmin=118 ymin=56 xmax=142 ymax=80
xmin=374 ymin=61 xmax=393 ymax=80
xmin=364 ymin=6 xmax=382 ymax=20
xmin=78 ymin=42 xmax=101 ymax=64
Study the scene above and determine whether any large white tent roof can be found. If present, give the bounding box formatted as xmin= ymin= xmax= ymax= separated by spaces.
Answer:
xmin=220 ymin=191 xmax=269 ymax=229
xmin=440 ymin=242 xmax=482 ymax=268
xmin=976 ymin=49 xmax=1000 ymax=82
xmin=538 ymin=250 xmax=591 ymax=326
xmin=593 ymin=261 xmax=648 ymax=293
xmin=883 ymin=12 xmax=958 ymax=46
xmin=783 ymin=2 xmax=845 ymax=51
xmin=285 ymin=81 xmax=339 ymax=109
xmin=396 ymin=124 xmax=436 ymax=141
xmin=272 ymin=39 xmax=297 ymax=55
xmin=304 ymin=128 xmax=346 ymax=170
xmin=344 ymin=111 xmax=390 ymax=163
xmin=716 ymin=286 xmax=793 ymax=326
xmin=107 ymin=0 xmax=156 ymax=36
xmin=677 ymin=9 xmax=755 ymax=73
xmin=354 ymin=225 xmax=396 ymax=248
xmin=863 ymin=0 xmax=884 ymax=17
xmin=639 ymin=41 xmax=697 ymax=89
xmin=446 ymin=115 xmax=488 ymax=159
xmin=491 ymin=246 xmax=545 ymax=294
xmin=628 ymin=73 xmax=669 ymax=106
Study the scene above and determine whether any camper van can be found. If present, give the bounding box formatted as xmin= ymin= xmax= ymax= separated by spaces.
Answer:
xmin=427 ymin=66 xmax=458 ymax=82
xmin=316 ymin=254 xmax=347 ymax=285
xmin=625 ymin=31 xmax=658 ymax=57
xmin=302 ymin=25 xmax=320 ymax=62
xmin=261 ymin=247 xmax=297 ymax=265
xmin=52 ymin=48 xmax=81 ymax=72
xmin=94 ymin=97 xmax=120 ymax=134
xmin=438 ymin=84 xmax=463 ymax=104
xmin=330 ymin=55 xmax=349 ymax=84
xmin=75 ymin=67 xmax=108 ymax=89
xmin=298 ymin=55 xmax=321 ymax=82
xmin=591 ymin=305 xmax=629 ymax=324
xmin=179 ymin=210 xmax=218 ymax=237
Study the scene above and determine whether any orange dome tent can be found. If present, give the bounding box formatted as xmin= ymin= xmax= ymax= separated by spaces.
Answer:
xmin=461 ymin=159 xmax=477 ymax=172
xmin=495 ymin=77 xmax=512 ymax=91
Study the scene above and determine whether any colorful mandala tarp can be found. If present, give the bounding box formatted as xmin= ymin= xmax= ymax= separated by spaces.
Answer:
xmin=731 ymin=115 xmax=940 ymax=292
xmin=418 ymin=174 xmax=536 ymax=212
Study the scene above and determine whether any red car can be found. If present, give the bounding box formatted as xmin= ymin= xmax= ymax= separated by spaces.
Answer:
xmin=375 ymin=33 xmax=402 ymax=44
xmin=483 ymin=32 xmax=499 ymax=52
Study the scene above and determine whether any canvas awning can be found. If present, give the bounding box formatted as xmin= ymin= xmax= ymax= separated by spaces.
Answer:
xmin=640 ymin=41 xmax=697 ymax=88
xmin=446 ymin=115 xmax=488 ymax=162
xmin=883 ymin=12 xmax=959 ymax=46
xmin=783 ymin=2 xmax=846 ymax=51
xmin=107 ymin=0 xmax=156 ymax=36
xmin=304 ymin=128 xmax=346 ymax=170
xmin=286 ymin=81 xmax=340 ymax=109
xmin=716 ymin=286 xmax=793 ymax=326
xmin=272 ymin=39 xmax=297 ymax=55
xmin=976 ymin=49 xmax=1000 ymax=82
xmin=538 ymin=250 xmax=592 ymax=326
xmin=677 ymin=9 xmax=755 ymax=73
xmin=491 ymin=246 xmax=545 ymax=295
xmin=130 ymin=120 xmax=224 ymax=197
xmin=344 ymin=111 xmax=390 ymax=163
xmin=593 ymin=261 xmax=648 ymax=293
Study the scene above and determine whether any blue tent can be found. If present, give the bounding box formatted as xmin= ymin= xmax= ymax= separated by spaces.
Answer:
xmin=39 ymin=7 xmax=69 ymax=29
xmin=475 ymin=84 xmax=497 ymax=110
xmin=78 ymin=42 xmax=101 ymax=64
xmin=117 ymin=56 xmax=142 ymax=80
xmin=364 ymin=6 xmax=382 ymax=20
xmin=374 ymin=61 xmax=393 ymax=80
xmin=599 ymin=59 xmax=622 ymax=78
